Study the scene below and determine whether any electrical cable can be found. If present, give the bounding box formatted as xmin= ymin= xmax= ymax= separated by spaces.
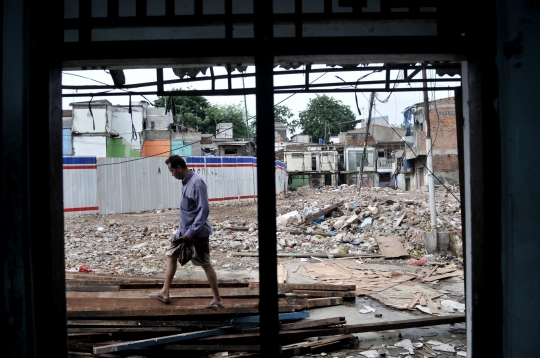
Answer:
xmin=333 ymin=70 xmax=460 ymax=202
xmin=358 ymin=91 xmax=461 ymax=203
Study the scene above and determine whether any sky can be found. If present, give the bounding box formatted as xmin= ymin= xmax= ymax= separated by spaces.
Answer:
xmin=62 ymin=64 xmax=461 ymax=135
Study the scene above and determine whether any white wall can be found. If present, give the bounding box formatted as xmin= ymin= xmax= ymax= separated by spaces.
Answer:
xmin=111 ymin=107 xmax=144 ymax=150
xmin=72 ymin=107 xmax=109 ymax=133
xmin=73 ymin=136 xmax=107 ymax=157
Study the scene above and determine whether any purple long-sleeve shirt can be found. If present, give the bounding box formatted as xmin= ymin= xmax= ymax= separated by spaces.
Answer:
xmin=174 ymin=171 xmax=213 ymax=240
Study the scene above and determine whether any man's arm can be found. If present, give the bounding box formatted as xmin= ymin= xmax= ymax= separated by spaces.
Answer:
xmin=184 ymin=182 xmax=210 ymax=239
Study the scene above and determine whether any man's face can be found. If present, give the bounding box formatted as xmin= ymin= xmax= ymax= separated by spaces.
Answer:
xmin=168 ymin=163 xmax=183 ymax=180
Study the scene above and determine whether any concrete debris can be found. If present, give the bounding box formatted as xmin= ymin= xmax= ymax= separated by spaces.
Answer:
xmin=426 ymin=340 xmax=456 ymax=353
xmin=440 ymin=299 xmax=466 ymax=313
xmin=359 ymin=350 xmax=381 ymax=358
xmin=64 ymin=185 xmax=463 ymax=276
xmin=358 ymin=305 xmax=377 ymax=314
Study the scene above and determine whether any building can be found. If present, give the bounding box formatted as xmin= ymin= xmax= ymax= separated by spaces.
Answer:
xmin=341 ymin=125 xmax=406 ymax=187
xmin=398 ymin=97 xmax=459 ymax=191
xmin=283 ymin=142 xmax=339 ymax=188
xmin=216 ymin=139 xmax=256 ymax=156
xmin=68 ymin=100 xmax=173 ymax=158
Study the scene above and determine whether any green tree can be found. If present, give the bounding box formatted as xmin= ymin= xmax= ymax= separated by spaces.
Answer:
xmin=297 ymin=95 xmax=356 ymax=142
xmin=205 ymin=103 xmax=253 ymax=139
xmin=153 ymin=88 xmax=212 ymax=133
xmin=274 ymin=104 xmax=299 ymax=137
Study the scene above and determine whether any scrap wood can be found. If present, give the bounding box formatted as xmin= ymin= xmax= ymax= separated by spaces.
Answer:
xmin=293 ymin=264 xmax=301 ymax=273
xmin=292 ymin=289 xmax=356 ymax=298
xmin=92 ymin=327 xmax=233 ymax=355
xmin=280 ymin=317 xmax=346 ymax=331
xmin=278 ymin=264 xmax=288 ymax=283
xmin=307 ymin=297 xmax=343 ymax=308
xmin=281 ymin=334 xmax=356 ymax=357
xmin=407 ymin=292 xmax=423 ymax=309
xmin=426 ymin=297 xmax=439 ymax=314
xmin=67 ymin=286 xmax=260 ymax=299
xmin=419 ymin=295 xmax=427 ymax=306
xmin=231 ymin=252 xmax=383 ymax=258
xmin=424 ymin=265 xmax=439 ymax=279
xmin=67 ymin=297 xmax=307 ymax=318
xmin=158 ymin=344 xmax=261 ymax=351
xmin=422 ymin=270 xmax=464 ymax=282
xmin=249 ymin=282 xmax=356 ymax=292
xmin=376 ymin=236 xmax=409 ymax=258
xmin=303 ymin=201 xmax=344 ymax=223
xmin=196 ymin=315 xmax=466 ymax=345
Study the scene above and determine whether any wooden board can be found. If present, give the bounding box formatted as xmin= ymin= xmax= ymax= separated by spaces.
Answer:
xmin=307 ymin=297 xmax=343 ymax=308
xmin=67 ymin=287 xmax=260 ymax=299
xmin=422 ymin=270 xmax=464 ymax=282
xmin=67 ymin=297 xmax=307 ymax=318
xmin=280 ymin=317 xmax=346 ymax=331
xmin=375 ymin=236 xmax=409 ymax=258
xmin=278 ymin=264 xmax=287 ymax=283
xmin=291 ymin=290 xmax=356 ymax=298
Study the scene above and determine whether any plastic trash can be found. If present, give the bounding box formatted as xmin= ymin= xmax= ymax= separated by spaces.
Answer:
xmin=311 ymin=215 xmax=326 ymax=224
xmin=78 ymin=265 xmax=92 ymax=273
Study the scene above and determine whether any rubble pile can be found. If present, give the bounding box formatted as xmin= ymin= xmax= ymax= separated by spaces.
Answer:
xmin=64 ymin=184 xmax=463 ymax=275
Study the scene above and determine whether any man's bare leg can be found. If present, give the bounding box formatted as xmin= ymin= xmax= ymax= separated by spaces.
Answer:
xmin=158 ymin=253 xmax=179 ymax=299
xmin=202 ymin=264 xmax=221 ymax=302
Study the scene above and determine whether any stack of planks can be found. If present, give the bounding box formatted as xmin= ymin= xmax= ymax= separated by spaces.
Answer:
xmin=66 ymin=272 xmax=353 ymax=356
xmin=66 ymin=272 xmax=351 ymax=319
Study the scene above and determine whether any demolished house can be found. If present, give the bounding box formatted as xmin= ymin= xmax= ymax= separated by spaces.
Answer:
xmin=341 ymin=125 xmax=406 ymax=187
xmin=398 ymin=97 xmax=459 ymax=191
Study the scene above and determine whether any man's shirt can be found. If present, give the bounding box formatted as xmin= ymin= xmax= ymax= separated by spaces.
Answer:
xmin=175 ymin=171 xmax=213 ymax=240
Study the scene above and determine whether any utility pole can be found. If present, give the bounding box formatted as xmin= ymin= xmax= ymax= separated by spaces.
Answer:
xmin=358 ymin=92 xmax=375 ymax=192
xmin=241 ymin=72 xmax=252 ymax=157
xmin=422 ymin=68 xmax=437 ymax=232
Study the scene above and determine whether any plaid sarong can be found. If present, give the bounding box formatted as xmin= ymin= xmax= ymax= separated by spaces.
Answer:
xmin=166 ymin=235 xmax=211 ymax=267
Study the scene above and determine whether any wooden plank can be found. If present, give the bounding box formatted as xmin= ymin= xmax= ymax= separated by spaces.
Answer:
xmin=232 ymin=252 xmax=383 ymax=259
xmin=68 ymin=319 xmax=260 ymax=328
xmin=67 ymin=297 xmax=307 ymax=318
xmin=307 ymin=297 xmax=343 ymax=308
xmin=198 ymin=315 xmax=466 ymax=344
xmin=93 ymin=327 xmax=232 ymax=355
xmin=65 ymin=285 xmax=120 ymax=292
xmin=280 ymin=317 xmax=346 ymax=331
xmin=66 ymin=272 xmax=247 ymax=285
xmin=160 ymin=344 xmax=260 ymax=351
xmin=424 ymin=265 xmax=438 ymax=279
xmin=68 ymin=327 xmax=184 ymax=333
xmin=278 ymin=264 xmax=287 ymax=283
xmin=407 ymin=292 xmax=422 ymax=309
xmin=422 ymin=270 xmax=464 ymax=282
xmin=67 ymin=286 xmax=260 ymax=299
xmin=426 ymin=297 xmax=439 ymax=314
xmin=419 ymin=295 xmax=427 ymax=306
xmin=282 ymin=334 xmax=355 ymax=357
xmin=375 ymin=236 xmax=409 ymax=258
xmin=292 ymin=290 xmax=356 ymax=298
xmin=303 ymin=201 xmax=343 ymax=223
xmin=251 ymin=282 xmax=356 ymax=292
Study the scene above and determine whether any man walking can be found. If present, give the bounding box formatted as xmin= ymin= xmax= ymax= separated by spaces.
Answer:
xmin=149 ymin=155 xmax=222 ymax=308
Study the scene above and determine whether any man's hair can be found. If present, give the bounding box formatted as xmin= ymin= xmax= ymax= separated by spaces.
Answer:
xmin=165 ymin=155 xmax=187 ymax=169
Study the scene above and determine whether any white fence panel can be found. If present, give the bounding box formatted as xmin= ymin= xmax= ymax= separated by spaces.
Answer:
xmin=64 ymin=156 xmax=285 ymax=215
xmin=63 ymin=157 xmax=98 ymax=215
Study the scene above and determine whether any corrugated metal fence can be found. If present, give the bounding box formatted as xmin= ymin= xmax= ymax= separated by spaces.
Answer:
xmin=63 ymin=156 xmax=288 ymax=215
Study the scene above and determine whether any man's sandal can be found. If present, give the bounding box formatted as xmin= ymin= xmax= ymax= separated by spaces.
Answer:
xmin=206 ymin=299 xmax=223 ymax=308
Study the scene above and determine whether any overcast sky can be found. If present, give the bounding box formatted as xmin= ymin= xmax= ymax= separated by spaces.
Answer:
xmin=62 ymin=64 xmax=460 ymax=133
